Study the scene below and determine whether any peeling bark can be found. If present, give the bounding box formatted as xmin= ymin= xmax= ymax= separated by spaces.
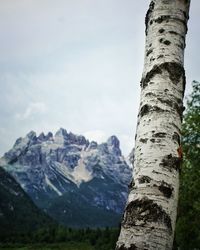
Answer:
xmin=116 ymin=0 xmax=190 ymax=249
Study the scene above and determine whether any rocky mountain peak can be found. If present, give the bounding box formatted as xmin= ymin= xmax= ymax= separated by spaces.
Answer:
xmin=54 ymin=128 xmax=89 ymax=147
xmin=26 ymin=131 xmax=37 ymax=140
xmin=87 ymin=141 xmax=98 ymax=150
xmin=107 ymin=135 xmax=121 ymax=156
xmin=1 ymin=129 xmax=132 ymax=225
xmin=55 ymin=128 xmax=68 ymax=137
xmin=107 ymin=135 xmax=120 ymax=147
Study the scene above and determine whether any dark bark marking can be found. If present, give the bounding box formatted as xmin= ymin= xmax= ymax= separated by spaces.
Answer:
xmin=163 ymin=62 xmax=186 ymax=86
xmin=146 ymin=48 xmax=153 ymax=57
xmin=151 ymin=138 xmax=162 ymax=143
xmin=171 ymin=123 xmax=181 ymax=134
xmin=181 ymin=35 xmax=185 ymax=40
xmin=139 ymin=138 xmax=148 ymax=143
xmin=175 ymin=97 xmax=182 ymax=105
xmin=145 ymin=1 xmax=155 ymax=35
xmin=152 ymin=170 xmax=161 ymax=175
xmin=157 ymin=97 xmax=174 ymax=108
xmin=163 ymin=40 xmax=171 ymax=45
xmin=160 ymin=154 xmax=181 ymax=171
xmin=174 ymin=103 xmax=185 ymax=121
xmin=122 ymin=197 xmax=172 ymax=232
xmin=160 ymin=38 xmax=171 ymax=45
xmin=153 ymin=132 xmax=166 ymax=138
xmin=157 ymin=55 xmax=164 ymax=59
xmin=116 ymin=244 xmax=137 ymax=250
xmin=138 ymin=176 xmax=151 ymax=184
xmin=155 ymin=15 xmax=188 ymax=33
xmin=183 ymin=10 xmax=187 ymax=19
xmin=139 ymin=104 xmax=165 ymax=118
xmin=140 ymin=65 xmax=162 ymax=88
xmin=157 ymin=97 xmax=184 ymax=120
xmin=140 ymin=62 xmax=185 ymax=89
xmin=128 ymin=179 xmax=135 ymax=190
xmin=177 ymin=43 xmax=185 ymax=50
xmin=140 ymin=104 xmax=150 ymax=117
xmin=159 ymin=28 xmax=165 ymax=33
xmin=145 ymin=92 xmax=156 ymax=97
xmin=169 ymin=31 xmax=179 ymax=35
xmin=158 ymin=181 xmax=174 ymax=198
xmin=135 ymin=133 xmax=138 ymax=141
xmin=155 ymin=15 xmax=171 ymax=24
xmin=172 ymin=132 xmax=181 ymax=145
xmin=183 ymin=0 xmax=190 ymax=8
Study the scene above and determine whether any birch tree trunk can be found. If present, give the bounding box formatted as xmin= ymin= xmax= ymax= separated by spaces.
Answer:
xmin=116 ymin=1 xmax=190 ymax=249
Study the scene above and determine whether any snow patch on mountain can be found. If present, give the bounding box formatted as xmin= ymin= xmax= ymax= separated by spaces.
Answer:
xmin=45 ymin=175 xmax=62 ymax=196
xmin=72 ymin=152 xmax=93 ymax=186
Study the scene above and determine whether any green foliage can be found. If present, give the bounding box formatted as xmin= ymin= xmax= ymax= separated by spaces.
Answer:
xmin=175 ymin=80 xmax=200 ymax=249
xmin=0 ymin=227 xmax=120 ymax=250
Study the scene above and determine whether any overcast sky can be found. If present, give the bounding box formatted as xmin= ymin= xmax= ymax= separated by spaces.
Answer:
xmin=0 ymin=0 xmax=199 ymax=157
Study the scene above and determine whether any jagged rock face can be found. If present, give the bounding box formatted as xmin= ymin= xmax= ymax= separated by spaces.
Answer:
xmin=0 ymin=128 xmax=132 ymax=227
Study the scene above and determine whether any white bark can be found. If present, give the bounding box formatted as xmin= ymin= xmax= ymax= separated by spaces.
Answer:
xmin=116 ymin=1 xmax=190 ymax=249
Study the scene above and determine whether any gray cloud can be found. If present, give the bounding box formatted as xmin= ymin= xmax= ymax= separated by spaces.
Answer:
xmin=0 ymin=0 xmax=199 ymax=156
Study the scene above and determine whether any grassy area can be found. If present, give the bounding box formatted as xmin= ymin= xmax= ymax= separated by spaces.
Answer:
xmin=0 ymin=242 xmax=94 ymax=250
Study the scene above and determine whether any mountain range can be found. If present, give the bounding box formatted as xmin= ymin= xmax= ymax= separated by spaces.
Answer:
xmin=0 ymin=128 xmax=132 ymax=228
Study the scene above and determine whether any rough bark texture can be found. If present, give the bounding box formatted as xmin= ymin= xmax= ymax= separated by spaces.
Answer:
xmin=116 ymin=1 xmax=190 ymax=249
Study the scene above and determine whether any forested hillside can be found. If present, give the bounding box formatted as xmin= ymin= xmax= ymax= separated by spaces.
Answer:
xmin=0 ymin=167 xmax=54 ymax=241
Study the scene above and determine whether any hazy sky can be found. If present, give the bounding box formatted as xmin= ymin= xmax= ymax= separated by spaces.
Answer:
xmin=0 ymin=0 xmax=199 ymax=157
